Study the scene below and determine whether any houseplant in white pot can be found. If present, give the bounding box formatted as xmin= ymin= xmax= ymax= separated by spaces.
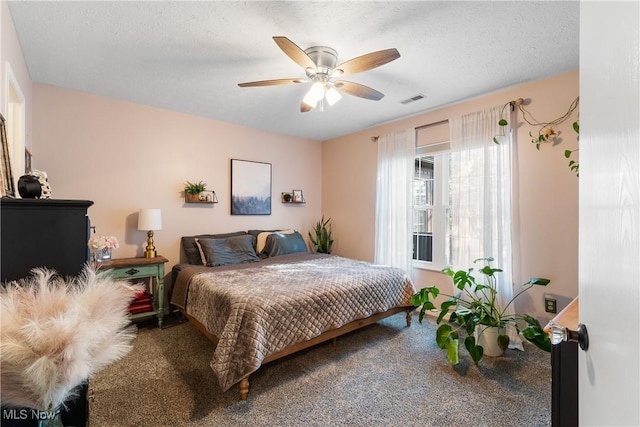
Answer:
xmin=411 ymin=257 xmax=551 ymax=366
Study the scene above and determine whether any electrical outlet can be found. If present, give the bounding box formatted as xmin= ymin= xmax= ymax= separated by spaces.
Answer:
xmin=544 ymin=297 xmax=557 ymax=314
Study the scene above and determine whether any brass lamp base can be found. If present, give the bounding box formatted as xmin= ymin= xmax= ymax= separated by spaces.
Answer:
xmin=144 ymin=230 xmax=156 ymax=258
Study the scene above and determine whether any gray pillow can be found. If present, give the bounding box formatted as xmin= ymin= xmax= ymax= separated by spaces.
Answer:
xmin=181 ymin=231 xmax=247 ymax=264
xmin=197 ymin=234 xmax=260 ymax=267
xmin=263 ymin=231 xmax=308 ymax=258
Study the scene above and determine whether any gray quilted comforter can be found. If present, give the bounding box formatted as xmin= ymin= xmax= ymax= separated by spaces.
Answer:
xmin=171 ymin=253 xmax=415 ymax=391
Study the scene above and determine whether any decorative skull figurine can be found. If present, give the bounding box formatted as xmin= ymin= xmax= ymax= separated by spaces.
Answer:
xmin=30 ymin=169 xmax=52 ymax=199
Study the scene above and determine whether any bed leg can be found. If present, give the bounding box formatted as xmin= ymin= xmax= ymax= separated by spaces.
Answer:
xmin=332 ymin=337 xmax=337 ymax=348
xmin=240 ymin=377 xmax=250 ymax=400
xmin=405 ymin=309 xmax=413 ymax=327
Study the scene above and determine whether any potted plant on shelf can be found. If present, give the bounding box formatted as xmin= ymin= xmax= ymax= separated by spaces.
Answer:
xmin=309 ymin=216 xmax=334 ymax=254
xmin=411 ymin=257 xmax=551 ymax=366
xmin=184 ymin=181 xmax=207 ymax=203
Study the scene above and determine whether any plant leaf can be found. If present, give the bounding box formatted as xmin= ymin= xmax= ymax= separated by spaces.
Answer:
xmin=449 ymin=312 xmax=458 ymax=325
xmin=498 ymin=119 xmax=508 ymax=126
xmin=436 ymin=324 xmax=453 ymax=349
xmin=465 ymin=317 xmax=477 ymax=336
xmin=436 ymin=299 xmax=457 ymax=324
xmin=446 ymin=338 xmax=460 ymax=365
xmin=465 ymin=336 xmax=483 ymax=365
xmin=521 ymin=315 xmax=552 ymax=352
xmin=497 ymin=334 xmax=510 ymax=351
xmin=565 ymin=150 xmax=572 ymax=158
xmin=526 ymin=277 xmax=550 ymax=286
xmin=522 ymin=324 xmax=551 ymax=352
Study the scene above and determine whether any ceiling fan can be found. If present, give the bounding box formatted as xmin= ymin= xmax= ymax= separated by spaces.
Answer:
xmin=238 ymin=36 xmax=400 ymax=112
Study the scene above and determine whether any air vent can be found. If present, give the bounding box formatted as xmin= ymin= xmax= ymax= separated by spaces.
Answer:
xmin=400 ymin=94 xmax=425 ymax=105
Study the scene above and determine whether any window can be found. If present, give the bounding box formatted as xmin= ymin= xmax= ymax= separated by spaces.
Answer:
xmin=413 ymin=149 xmax=450 ymax=269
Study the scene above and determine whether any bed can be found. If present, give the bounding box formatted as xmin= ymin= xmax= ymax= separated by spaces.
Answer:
xmin=170 ymin=230 xmax=415 ymax=400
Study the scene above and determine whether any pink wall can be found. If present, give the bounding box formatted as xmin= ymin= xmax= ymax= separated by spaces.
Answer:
xmin=322 ymin=70 xmax=580 ymax=321
xmin=31 ymin=84 xmax=322 ymax=272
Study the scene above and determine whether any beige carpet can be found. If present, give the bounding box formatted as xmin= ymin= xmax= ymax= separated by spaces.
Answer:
xmin=89 ymin=312 xmax=551 ymax=427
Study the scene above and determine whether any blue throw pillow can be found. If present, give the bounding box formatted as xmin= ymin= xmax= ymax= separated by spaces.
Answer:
xmin=197 ymin=235 xmax=260 ymax=267
xmin=182 ymin=231 xmax=247 ymax=265
xmin=263 ymin=231 xmax=308 ymax=257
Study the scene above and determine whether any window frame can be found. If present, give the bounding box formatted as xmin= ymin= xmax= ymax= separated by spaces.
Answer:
xmin=412 ymin=141 xmax=451 ymax=271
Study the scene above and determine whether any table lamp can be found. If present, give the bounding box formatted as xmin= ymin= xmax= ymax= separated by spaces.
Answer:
xmin=138 ymin=208 xmax=162 ymax=258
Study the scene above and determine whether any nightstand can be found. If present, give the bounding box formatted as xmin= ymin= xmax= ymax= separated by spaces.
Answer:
xmin=98 ymin=256 xmax=168 ymax=328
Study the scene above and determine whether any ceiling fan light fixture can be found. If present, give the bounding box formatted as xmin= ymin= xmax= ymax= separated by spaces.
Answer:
xmin=302 ymin=81 xmax=326 ymax=108
xmin=302 ymin=91 xmax=318 ymax=108
xmin=309 ymin=81 xmax=325 ymax=100
xmin=239 ymin=37 xmax=400 ymax=112
xmin=325 ymin=86 xmax=342 ymax=106
xmin=302 ymin=82 xmax=324 ymax=108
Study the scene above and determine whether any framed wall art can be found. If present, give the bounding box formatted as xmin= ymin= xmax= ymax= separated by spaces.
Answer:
xmin=292 ymin=189 xmax=304 ymax=202
xmin=0 ymin=114 xmax=15 ymax=198
xmin=230 ymin=159 xmax=272 ymax=215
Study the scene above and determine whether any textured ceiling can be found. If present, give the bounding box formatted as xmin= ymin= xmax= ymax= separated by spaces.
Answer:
xmin=8 ymin=1 xmax=579 ymax=141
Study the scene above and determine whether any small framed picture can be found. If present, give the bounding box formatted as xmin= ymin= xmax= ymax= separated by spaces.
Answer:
xmin=292 ymin=189 xmax=304 ymax=202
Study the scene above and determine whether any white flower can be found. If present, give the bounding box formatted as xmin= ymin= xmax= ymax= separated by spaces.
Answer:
xmin=88 ymin=235 xmax=119 ymax=250
xmin=542 ymin=126 xmax=558 ymax=140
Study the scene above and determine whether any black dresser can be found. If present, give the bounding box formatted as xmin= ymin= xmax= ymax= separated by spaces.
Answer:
xmin=1 ymin=198 xmax=94 ymax=427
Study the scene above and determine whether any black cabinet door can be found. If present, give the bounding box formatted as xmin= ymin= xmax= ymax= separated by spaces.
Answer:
xmin=1 ymin=199 xmax=93 ymax=282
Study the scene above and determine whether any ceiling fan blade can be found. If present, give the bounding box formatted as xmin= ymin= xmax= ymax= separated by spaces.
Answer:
xmin=273 ymin=36 xmax=316 ymax=70
xmin=238 ymin=78 xmax=305 ymax=87
xmin=335 ymin=81 xmax=385 ymax=101
xmin=334 ymin=48 xmax=400 ymax=76
xmin=300 ymin=102 xmax=313 ymax=113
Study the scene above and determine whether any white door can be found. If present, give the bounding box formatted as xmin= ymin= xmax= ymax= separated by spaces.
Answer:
xmin=579 ymin=2 xmax=640 ymax=426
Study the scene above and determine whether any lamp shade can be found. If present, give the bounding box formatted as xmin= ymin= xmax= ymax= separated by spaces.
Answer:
xmin=138 ymin=209 xmax=162 ymax=231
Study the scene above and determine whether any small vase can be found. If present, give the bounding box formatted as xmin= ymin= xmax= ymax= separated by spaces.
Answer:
xmin=95 ymin=247 xmax=112 ymax=262
xmin=37 ymin=407 xmax=63 ymax=427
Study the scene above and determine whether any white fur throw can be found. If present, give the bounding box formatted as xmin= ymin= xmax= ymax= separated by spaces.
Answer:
xmin=0 ymin=266 xmax=143 ymax=411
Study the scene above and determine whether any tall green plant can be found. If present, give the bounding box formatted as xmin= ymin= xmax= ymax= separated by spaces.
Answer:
xmin=309 ymin=216 xmax=334 ymax=254
xmin=411 ymin=257 xmax=551 ymax=366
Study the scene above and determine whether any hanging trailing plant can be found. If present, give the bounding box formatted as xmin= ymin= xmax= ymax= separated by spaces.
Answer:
xmin=564 ymin=120 xmax=580 ymax=176
xmin=496 ymin=96 xmax=580 ymax=176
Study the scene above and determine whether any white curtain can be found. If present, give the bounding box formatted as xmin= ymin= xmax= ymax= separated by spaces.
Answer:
xmin=449 ymin=105 xmax=521 ymax=348
xmin=374 ymin=129 xmax=415 ymax=274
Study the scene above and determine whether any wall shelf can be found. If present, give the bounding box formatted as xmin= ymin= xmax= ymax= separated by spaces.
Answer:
xmin=184 ymin=190 xmax=218 ymax=204
xmin=281 ymin=191 xmax=305 ymax=204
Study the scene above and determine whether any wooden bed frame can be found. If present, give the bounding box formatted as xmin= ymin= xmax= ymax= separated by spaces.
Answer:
xmin=180 ymin=306 xmax=414 ymax=400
